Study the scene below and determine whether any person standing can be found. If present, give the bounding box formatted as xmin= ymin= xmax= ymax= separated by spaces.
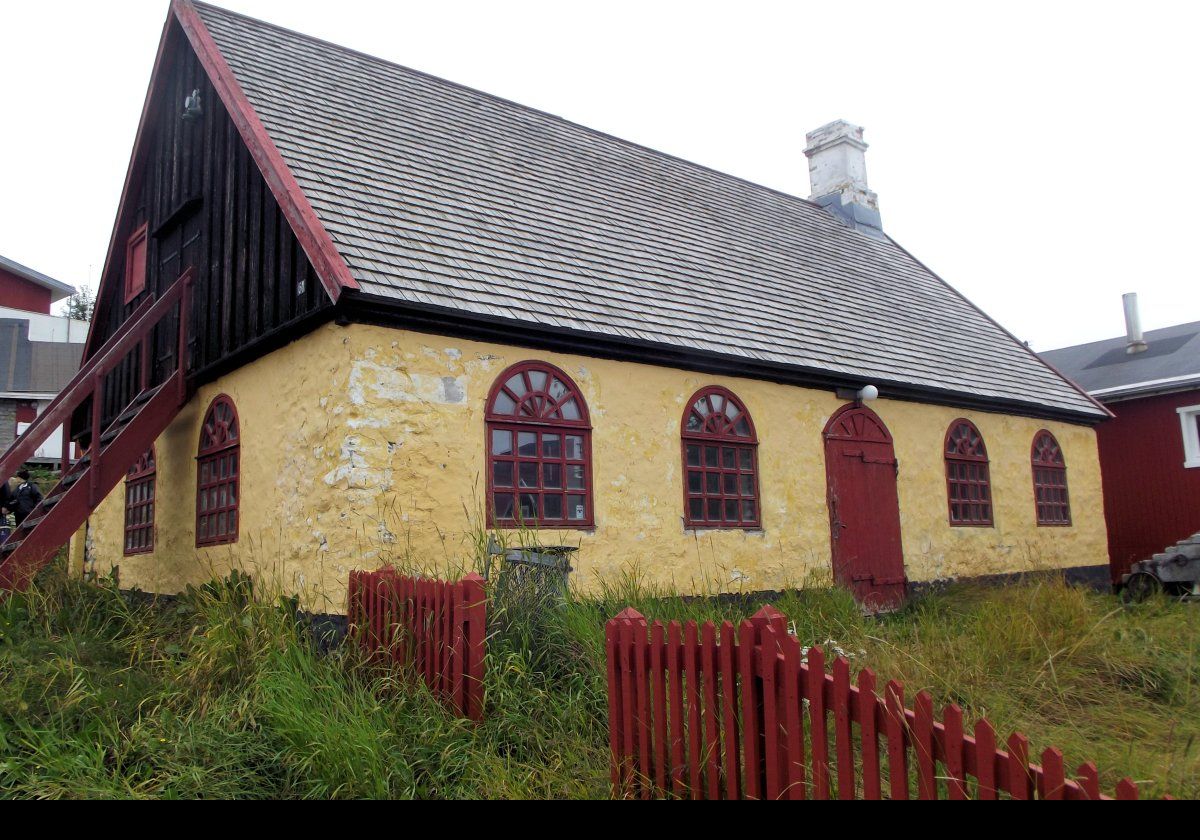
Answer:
xmin=11 ymin=471 xmax=43 ymax=527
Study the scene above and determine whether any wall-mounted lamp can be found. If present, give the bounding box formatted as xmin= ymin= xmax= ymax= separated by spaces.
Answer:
xmin=836 ymin=384 xmax=880 ymax=403
xmin=182 ymin=90 xmax=203 ymax=123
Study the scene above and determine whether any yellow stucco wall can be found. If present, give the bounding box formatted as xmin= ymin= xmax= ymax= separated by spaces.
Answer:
xmin=81 ymin=323 xmax=1108 ymax=612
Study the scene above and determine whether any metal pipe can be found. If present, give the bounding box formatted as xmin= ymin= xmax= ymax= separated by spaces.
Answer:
xmin=1123 ymin=293 xmax=1148 ymax=355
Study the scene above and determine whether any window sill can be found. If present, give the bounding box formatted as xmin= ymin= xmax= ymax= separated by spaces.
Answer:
xmin=684 ymin=526 xmax=765 ymax=536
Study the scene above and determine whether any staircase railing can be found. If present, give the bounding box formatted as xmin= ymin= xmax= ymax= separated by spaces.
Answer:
xmin=0 ymin=270 xmax=194 ymax=487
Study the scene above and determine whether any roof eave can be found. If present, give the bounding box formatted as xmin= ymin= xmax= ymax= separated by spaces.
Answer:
xmin=339 ymin=291 xmax=1111 ymax=426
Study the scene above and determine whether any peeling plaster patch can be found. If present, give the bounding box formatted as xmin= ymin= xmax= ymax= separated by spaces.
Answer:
xmin=445 ymin=348 xmax=462 ymax=361
xmin=378 ymin=522 xmax=397 ymax=544
xmin=731 ymin=570 xmax=751 ymax=584
xmin=349 ymin=358 xmax=467 ymax=407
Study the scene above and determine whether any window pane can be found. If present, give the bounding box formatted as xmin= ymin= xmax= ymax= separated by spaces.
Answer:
xmin=559 ymin=399 xmax=580 ymax=421
xmin=519 ymin=463 xmax=539 ymax=488
xmin=706 ymin=473 xmax=720 ymax=494
xmin=493 ymin=461 xmax=514 ymax=488
xmin=567 ymin=495 xmax=587 ymax=521
xmin=518 ymin=432 xmax=538 ymax=457
xmin=543 ymin=434 xmax=561 ymax=458
xmin=694 ymin=398 xmax=710 ymax=417
xmin=492 ymin=429 xmax=513 ymax=456
xmin=705 ymin=447 xmax=719 ymax=467
xmin=544 ymin=463 xmax=563 ymax=489
xmin=519 ymin=494 xmax=539 ymax=520
xmin=567 ymin=465 xmax=586 ymax=490
xmin=549 ymin=378 xmax=568 ymax=400
xmin=725 ymin=500 xmax=739 ymax=521
xmin=742 ymin=500 xmax=757 ymax=522
xmin=493 ymin=391 xmax=516 ymax=415
xmin=707 ymin=499 xmax=722 ymax=520
xmin=543 ymin=494 xmax=564 ymax=520
xmin=494 ymin=494 xmax=515 ymax=519
xmin=686 ymin=413 xmax=704 ymax=433
xmin=735 ymin=418 xmax=751 ymax=437
xmin=688 ymin=471 xmax=703 ymax=493
xmin=686 ymin=445 xmax=701 ymax=467
xmin=506 ymin=375 xmax=527 ymax=397
xmin=723 ymin=448 xmax=736 ymax=469
xmin=566 ymin=436 xmax=585 ymax=461
xmin=689 ymin=499 xmax=704 ymax=521
xmin=528 ymin=371 xmax=548 ymax=391
xmin=710 ymin=394 xmax=725 ymax=413
xmin=724 ymin=474 xmax=738 ymax=495
xmin=740 ymin=475 xmax=754 ymax=496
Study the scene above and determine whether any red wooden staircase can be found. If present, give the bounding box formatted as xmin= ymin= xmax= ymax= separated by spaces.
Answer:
xmin=0 ymin=272 xmax=193 ymax=593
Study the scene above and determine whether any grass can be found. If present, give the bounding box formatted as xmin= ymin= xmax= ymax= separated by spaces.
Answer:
xmin=0 ymin=560 xmax=1196 ymax=799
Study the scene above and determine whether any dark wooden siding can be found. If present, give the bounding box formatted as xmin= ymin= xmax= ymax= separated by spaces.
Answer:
xmin=85 ymin=23 xmax=329 ymax=437
xmin=1097 ymin=388 xmax=1200 ymax=582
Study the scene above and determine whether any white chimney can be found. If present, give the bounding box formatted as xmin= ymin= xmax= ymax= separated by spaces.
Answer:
xmin=804 ymin=120 xmax=883 ymax=237
xmin=1123 ymin=293 xmax=1148 ymax=354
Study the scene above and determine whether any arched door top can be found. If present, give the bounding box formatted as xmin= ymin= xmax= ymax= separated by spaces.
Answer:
xmin=823 ymin=404 xmax=893 ymax=444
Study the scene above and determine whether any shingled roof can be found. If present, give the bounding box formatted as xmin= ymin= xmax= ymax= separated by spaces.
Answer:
xmin=1042 ymin=321 xmax=1200 ymax=400
xmin=183 ymin=1 xmax=1104 ymax=422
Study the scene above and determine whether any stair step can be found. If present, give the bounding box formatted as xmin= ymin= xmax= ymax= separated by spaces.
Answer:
xmin=2 ymin=540 xmax=23 ymax=555
xmin=20 ymin=515 xmax=46 ymax=532
xmin=62 ymin=470 xmax=84 ymax=489
xmin=42 ymin=493 xmax=64 ymax=510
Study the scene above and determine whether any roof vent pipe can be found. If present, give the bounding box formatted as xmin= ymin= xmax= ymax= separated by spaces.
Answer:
xmin=1123 ymin=293 xmax=1148 ymax=355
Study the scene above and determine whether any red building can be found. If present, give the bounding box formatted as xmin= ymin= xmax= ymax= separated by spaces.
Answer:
xmin=0 ymin=255 xmax=76 ymax=315
xmin=1043 ymin=310 xmax=1200 ymax=584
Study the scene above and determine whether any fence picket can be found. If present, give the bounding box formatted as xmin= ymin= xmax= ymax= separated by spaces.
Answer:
xmin=833 ymin=658 xmax=854 ymax=800
xmin=1007 ymin=733 xmax=1033 ymax=800
xmin=1076 ymin=762 xmax=1101 ymax=801
xmin=634 ymin=614 xmax=652 ymax=799
xmin=914 ymin=691 xmax=937 ymax=800
xmin=738 ymin=620 xmax=762 ymax=800
xmin=858 ymin=669 xmax=881 ymax=800
xmin=885 ymin=680 xmax=908 ymax=800
xmin=719 ymin=622 xmax=741 ymax=800
xmin=781 ymin=629 xmax=806 ymax=800
xmin=684 ymin=622 xmax=703 ymax=799
xmin=651 ymin=621 xmax=668 ymax=793
xmin=808 ymin=646 xmax=830 ymax=800
xmin=1040 ymin=747 xmax=1066 ymax=800
xmin=668 ymin=621 xmax=687 ymax=798
xmin=760 ymin=623 xmax=783 ymax=800
xmin=943 ymin=704 xmax=966 ymax=801
xmin=701 ymin=623 xmax=722 ymax=801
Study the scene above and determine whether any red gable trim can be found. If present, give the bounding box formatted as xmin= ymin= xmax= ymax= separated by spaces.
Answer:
xmin=172 ymin=0 xmax=358 ymax=304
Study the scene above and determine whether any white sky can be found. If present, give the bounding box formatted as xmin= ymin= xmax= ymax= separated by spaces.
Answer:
xmin=2 ymin=0 xmax=1197 ymax=350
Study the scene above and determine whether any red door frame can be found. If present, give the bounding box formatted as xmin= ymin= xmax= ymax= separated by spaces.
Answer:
xmin=823 ymin=404 xmax=908 ymax=611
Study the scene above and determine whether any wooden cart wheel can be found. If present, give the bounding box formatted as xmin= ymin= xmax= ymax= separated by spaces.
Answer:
xmin=1122 ymin=571 xmax=1162 ymax=604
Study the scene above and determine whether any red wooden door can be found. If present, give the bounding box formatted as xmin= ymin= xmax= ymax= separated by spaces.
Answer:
xmin=823 ymin=406 xmax=907 ymax=612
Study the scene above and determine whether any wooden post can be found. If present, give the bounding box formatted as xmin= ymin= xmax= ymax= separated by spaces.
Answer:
xmin=461 ymin=572 xmax=486 ymax=722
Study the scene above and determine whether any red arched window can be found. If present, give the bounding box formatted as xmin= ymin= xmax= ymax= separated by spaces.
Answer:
xmin=1032 ymin=431 xmax=1072 ymax=526
xmin=682 ymin=387 xmax=761 ymax=528
xmin=945 ymin=420 xmax=993 ymax=527
xmin=486 ymin=362 xmax=593 ymax=527
xmin=196 ymin=395 xmax=240 ymax=547
xmin=124 ymin=447 xmax=156 ymax=556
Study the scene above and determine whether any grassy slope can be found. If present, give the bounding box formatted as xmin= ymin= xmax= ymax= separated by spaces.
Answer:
xmin=0 ymin=566 xmax=1195 ymax=799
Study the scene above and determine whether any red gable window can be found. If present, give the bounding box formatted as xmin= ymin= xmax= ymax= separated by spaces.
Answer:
xmin=1032 ymin=431 xmax=1072 ymax=526
xmin=124 ymin=448 xmax=156 ymax=556
xmin=486 ymin=362 xmax=593 ymax=528
xmin=682 ymin=387 xmax=761 ymax=529
xmin=124 ymin=223 xmax=149 ymax=304
xmin=945 ymin=420 xmax=993 ymax=527
xmin=196 ymin=395 xmax=240 ymax=547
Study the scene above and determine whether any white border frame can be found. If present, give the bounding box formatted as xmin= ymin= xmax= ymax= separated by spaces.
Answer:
xmin=1178 ymin=404 xmax=1200 ymax=469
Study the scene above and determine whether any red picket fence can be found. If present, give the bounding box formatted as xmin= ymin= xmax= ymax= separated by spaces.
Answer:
xmin=607 ymin=605 xmax=1145 ymax=800
xmin=348 ymin=568 xmax=487 ymax=721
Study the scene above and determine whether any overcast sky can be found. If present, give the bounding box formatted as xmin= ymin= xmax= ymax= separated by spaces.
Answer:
xmin=2 ymin=0 xmax=1196 ymax=350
